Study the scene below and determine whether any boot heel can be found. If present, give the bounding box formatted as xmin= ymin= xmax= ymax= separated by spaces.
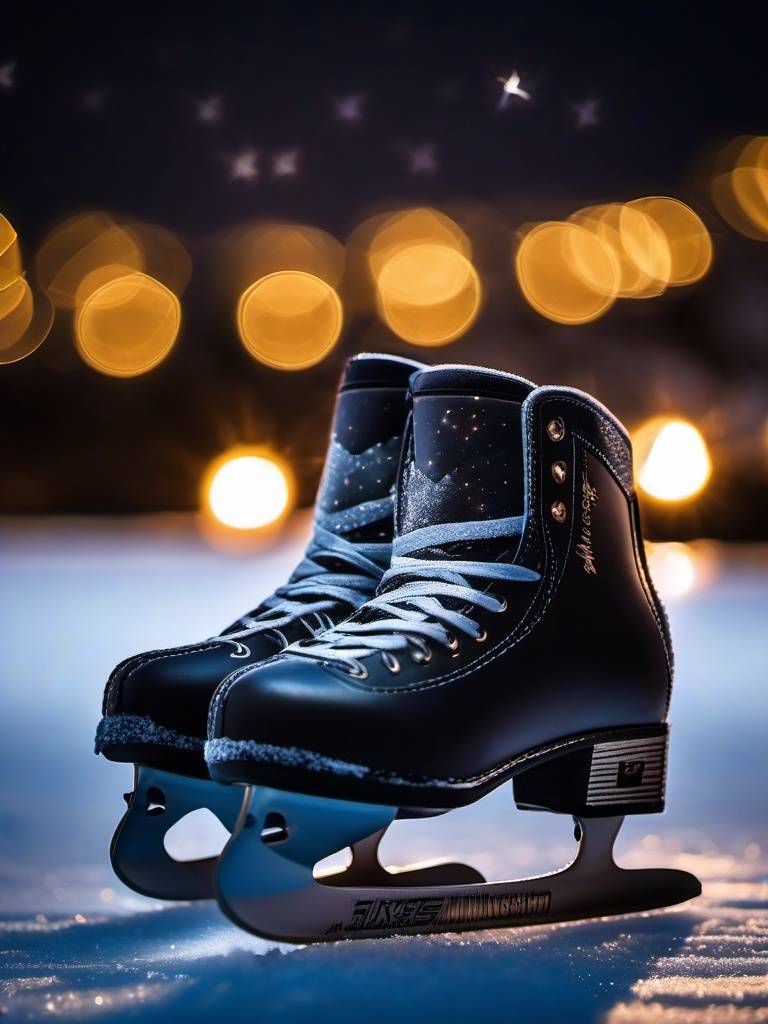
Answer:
xmin=513 ymin=725 xmax=668 ymax=817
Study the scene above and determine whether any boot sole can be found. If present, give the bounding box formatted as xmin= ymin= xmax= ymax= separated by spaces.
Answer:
xmin=207 ymin=722 xmax=669 ymax=816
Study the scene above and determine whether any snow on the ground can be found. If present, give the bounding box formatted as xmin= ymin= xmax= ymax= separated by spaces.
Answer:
xmin=0 ymin=517 xmax=766 ymax=1023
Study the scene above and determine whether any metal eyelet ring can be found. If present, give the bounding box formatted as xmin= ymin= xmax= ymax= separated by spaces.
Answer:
xmin=493 ymin=595 xmax=508 ymax=613
xmin=444 ymin=634 xmax=460 ymax=655
xmin=474 ymin=629 xmax=488 ymax=643
xmin=345 ymin=660 xmax=369 ymax=680
xmin=551 ymin=501 xmax=567 ymax=523
xmin=551 ymin=460 xmax=567 ymax=483
xmin=381 ymin=653 xmax=400 ymax=674
xmin=409 ymin=641 xmax=433 ymax=665
xmin=547 ymin=418 xmax=565 ymax=442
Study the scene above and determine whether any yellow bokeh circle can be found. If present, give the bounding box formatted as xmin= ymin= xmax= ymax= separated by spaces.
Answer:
xmin=0 ymin=213 xmax=22 ymax=275
xmin=0 ymin=269 xmax=34 ymax=356
xmin=626 ymin=197 xmax=712 ymax=286
xmin=367 ymin=208 xmax=471 ymax=279
xmin=634 ymin=417 xmax=712 ymax=501
xmin=710 ymin=136 xmax=768 ymax=240
xmin=571 ymin=204 xmax=669 ymax=299
xmin=375 ymin=243 xmax=481 ymax=345
xmin=76 ymin=271 xmax=181 ymax=377
xmin=37 ymin=213 xmax=144 ymax=309
xmin=201 ymin=447 xmax=295 ymax=531
xmin=730 ymin=165 xmax=768 ymax=237
xmin=515 ymin=221 xmax=618 ymax=324
xmin=237 ymin=270 xmax=343 ymax=370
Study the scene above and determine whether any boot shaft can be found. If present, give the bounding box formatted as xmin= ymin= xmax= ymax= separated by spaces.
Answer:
xmin=399 ymin=365 xmax=673 ymax=717
xmin=315 ymin=353 xmax=425 ymax=541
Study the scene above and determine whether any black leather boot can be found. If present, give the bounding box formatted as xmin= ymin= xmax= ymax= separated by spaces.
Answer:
xmin=95 ymin=351 xmax=424 ymax=899
xmin=207 ymin=363 xmax=699 ymax=941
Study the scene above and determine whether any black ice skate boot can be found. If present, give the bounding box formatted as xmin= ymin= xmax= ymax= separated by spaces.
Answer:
xmin=95 ymin=352 xmax=425 ymax=900
xmin=207 ymin=363 xmax=700 ymax=942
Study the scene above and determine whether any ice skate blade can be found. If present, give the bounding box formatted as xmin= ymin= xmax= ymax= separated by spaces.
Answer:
xmin=215 ymin=786 xmax=702 ymax=943
xmin=110 ymin=765 xmax=246 ymax=900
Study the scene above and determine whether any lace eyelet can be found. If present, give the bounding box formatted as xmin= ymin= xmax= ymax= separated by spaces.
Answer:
xmin=381 ymin=653 xmax=401 ymax=674
xmin=474 ymin=629 xmax=488 ymax=643
xmin=443 ymin=634 xmax=460 ymax=656
xmin=492 ymin=595 xmax=508 ymax=613
xmin=343 ymin=660 xmax=369 ymax=680
xmin=410 ymin=647 xmax=432 ymax=665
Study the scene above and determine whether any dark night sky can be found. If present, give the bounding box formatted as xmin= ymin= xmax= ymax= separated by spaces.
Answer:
xmin=3 ymin=1 xmax=767 ymax=237
xmin=1 ymin=1 xmax=768 ymax=534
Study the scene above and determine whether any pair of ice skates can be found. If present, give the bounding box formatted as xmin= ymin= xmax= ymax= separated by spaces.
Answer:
xmin=96 ymin=352 xmax=701 ymax=942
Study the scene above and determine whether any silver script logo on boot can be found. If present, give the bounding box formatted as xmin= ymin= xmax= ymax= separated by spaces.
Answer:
xmin=576 ymin=462 xmax=598 ymax=574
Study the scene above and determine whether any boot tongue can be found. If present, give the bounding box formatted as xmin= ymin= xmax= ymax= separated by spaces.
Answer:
xmin=316 ymin=354 xmax=423 ymax=542
xmin=399 ymin=366 xmax=535 ymax=537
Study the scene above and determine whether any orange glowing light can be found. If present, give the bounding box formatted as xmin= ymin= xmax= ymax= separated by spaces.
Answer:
xmin=353 ymin=207 xmax=478 ymax=341
xmin=375 ymin=242 xmax=481 ymax=345
xmin=36 ymin=213 xmax=191 ymax=312
xmin=711 ymin=172 xmax=766 ymax=241
xmin=237 ymin=270 xmax=342 ymax=370
xmin=571 ymin=204 xmax=670 ymax=298
xmin=0 ymin=213 xmax=22 ymax=275
xmin=36 ymin=213 xmax=144 ymax=308
xmin=645 ymin=542 xmax=697 ymax=599
xmin=366 ymin=208 xmax=470 ymax=279
xmin=75 ymin=271 xmax=181 ymax=377
xmin=202 ymin=448 xmax=294 ymax=530
xmin=74 ymin=263 xmax=141 ymax=306
xmin=730 ymin=165 xmax=768 ymax=237
xmin=515 ymin=221 xmax=618 ymax=324
xmin=0 ymin=267 xmax=29 ymax=320
xmin=0 ymin=269 xmax=34 ymax=351
xmin=626 ymin=197 xmax=712 ymax=286
xmin=0 ymin=213 xmax=54 ymax=365
xmin=645 ymin=540 xmax=718 ymax=599
xmin=634 ymin=417 xmax=712 ymax=501
xmin=711 ymin=136 xmax=768 ymax=240
xmin=616 ymin=204 xmax=672 ymax=293
xmin=224 ymin=223 xmax=345 ymax=296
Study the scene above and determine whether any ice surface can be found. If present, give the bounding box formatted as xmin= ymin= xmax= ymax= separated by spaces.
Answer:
xmin=1 ymin=517 xmax=767 ymax=1022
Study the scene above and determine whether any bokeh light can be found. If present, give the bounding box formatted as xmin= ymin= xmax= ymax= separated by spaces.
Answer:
xmin=626 ymin=197 xmax=712 ymax=286
xmin=0 ymin=269 xmax=34 ymax=351
xmin=356 ymin=207 xmax=481 ymax=345
xmin=646 ymin=542 xmax=698 ymax=598
xmin=375 ymin=242 xmax=481 ymax=345
xmin=365 ymin=207 xmax=471 ymax=277
xmin=0 ymin=213 xmax=22 ymax=275
xmin=203 ymin=449 xmax=293 ymax=530
xmin=36 ymin=213 xmax=144 ymax=308
xmin=0 ymin=267 xmax=31 ymax=322
xmin=75 ymin=271 xmax=181 ymax=377
xmin=645 ymin=540 xmax=719 ymax=599
xmin=570 ymin=203 xmax=670 ymax=299
xmin=518 ymin=196 xmax=712 ymax=324
xmin=710 ymin=136 xmax=768 ymax=240
xmin=635 ymin=418 xmax=712 ymax=501
xmin=36 ymin=212 xmax=192 ymax=306
xmin=237 ymin=270 xmax=343 ymax=370
xmin=0 ymin=212 xmax=54 ymax=364
xmin=35 ymin=212 xmax=190 ymax=376
xmin=226 ymin=223 xmax=345 ymax=293
xmin=515 ymin=220 xmax=618 ymax=324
